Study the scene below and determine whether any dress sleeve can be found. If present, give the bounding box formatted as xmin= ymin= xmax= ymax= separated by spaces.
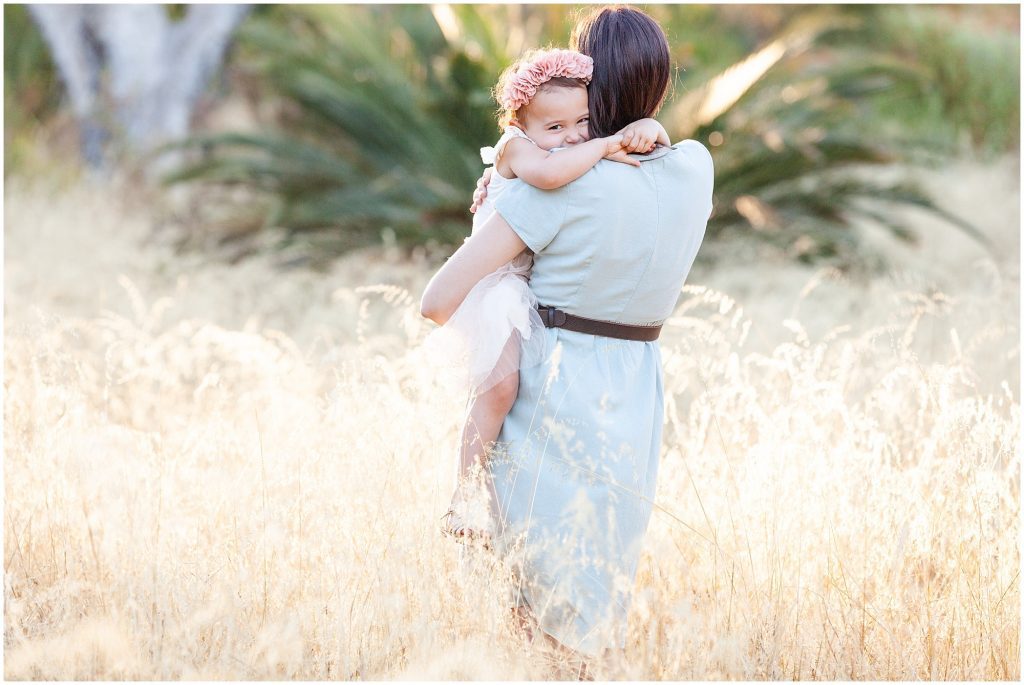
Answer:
xmin=669 ymin=139 xmax=714 ymax=220
xmin=493 ymin=181 xmax=572 ymax=254
xmin=676 ymin=139 xmax=714 ymax=178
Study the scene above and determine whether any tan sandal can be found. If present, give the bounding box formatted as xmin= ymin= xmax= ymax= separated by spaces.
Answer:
xmin=439 ymin=507 xmax=494 ymax=550
xmin=441 ymin=477 xmax=497 ymax=546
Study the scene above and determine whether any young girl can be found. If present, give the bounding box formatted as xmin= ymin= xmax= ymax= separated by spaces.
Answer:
xmin=429 ymin=48 xmax=670 ymax=546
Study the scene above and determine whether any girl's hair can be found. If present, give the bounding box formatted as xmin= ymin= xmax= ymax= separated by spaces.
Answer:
xmin=493 ymin=49 xmax=591 ymax=129
xmin=570 ymin=5 xmax=671 ymax=138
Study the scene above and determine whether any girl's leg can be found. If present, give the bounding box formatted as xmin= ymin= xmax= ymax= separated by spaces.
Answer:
xmin=445 ymin=334 xmax=522 ymax=541
xmin=451 ymin=370 xmax=518 ymax=534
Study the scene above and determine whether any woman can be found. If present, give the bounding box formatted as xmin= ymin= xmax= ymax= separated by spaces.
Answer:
xmin=421 ymin=5 xmax=714 ymax=675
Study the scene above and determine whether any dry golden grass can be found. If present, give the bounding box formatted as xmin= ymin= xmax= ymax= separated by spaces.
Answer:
xmin=3 ymin=158 xmax=1020 ymax=679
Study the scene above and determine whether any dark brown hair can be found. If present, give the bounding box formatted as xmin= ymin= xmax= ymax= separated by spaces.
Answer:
xmin=570 ymin=5 xmax=671 ymax=138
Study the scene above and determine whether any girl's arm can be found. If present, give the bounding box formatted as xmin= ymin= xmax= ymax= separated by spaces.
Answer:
xmin=500 ymin=134 xmax=639 ymax=191
xmin=420 ymin=210 xmax=527 ymax=325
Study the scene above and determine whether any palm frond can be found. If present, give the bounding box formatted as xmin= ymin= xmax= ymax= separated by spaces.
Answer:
xmin=165 ymin=4 xmax=987 ymax=266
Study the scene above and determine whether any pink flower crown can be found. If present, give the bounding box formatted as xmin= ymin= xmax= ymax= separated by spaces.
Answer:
xmin=498 ymin=49 xmax=594 ymax=112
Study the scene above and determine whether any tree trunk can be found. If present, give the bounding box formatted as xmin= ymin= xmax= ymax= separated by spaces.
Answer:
xmin=26 ymin=4 xmax=106 ymax=167
xmin=28 ymin=3 xmax=251 ymax=174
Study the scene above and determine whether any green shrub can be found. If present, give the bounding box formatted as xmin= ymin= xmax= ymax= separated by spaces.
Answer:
xmin=831 ymin=5 xmax=1020 ymax=156
xmin=4 ymin=4 xmax=62 ymax=175
xmin=166 ymin=4 xmax=987 ymax=266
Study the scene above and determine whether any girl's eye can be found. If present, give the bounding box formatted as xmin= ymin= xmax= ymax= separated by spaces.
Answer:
xmin=548 ymin=124 xmax=563 ymax=131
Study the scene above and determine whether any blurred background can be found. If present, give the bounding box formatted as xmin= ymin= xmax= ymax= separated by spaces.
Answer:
xmin=5 ymin=3 xmax=1020 ymax=263
xmin=4 ymin=4 xmax=1020 ymax=680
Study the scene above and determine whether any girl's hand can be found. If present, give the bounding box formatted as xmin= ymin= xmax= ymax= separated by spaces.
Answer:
xmin=618 ymin=118 xmax=671 ymax=153
xmin=603 ymin=134 xmax=642 ymax=168
xmin=469 ymin=167 xmax=493 ymax=213
xmin=619 ymin=127 xmax=656 ymax=154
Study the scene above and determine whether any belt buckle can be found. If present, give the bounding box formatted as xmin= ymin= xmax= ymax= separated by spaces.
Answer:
xmin=542 ymin=306 xmax=567 ymax=327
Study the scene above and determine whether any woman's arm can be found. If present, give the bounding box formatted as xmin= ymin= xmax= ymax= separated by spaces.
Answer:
xmin=501 ymin=134 xmax=639 ymax=191
xmin=420 ymin=210 xmax=528 ymax=325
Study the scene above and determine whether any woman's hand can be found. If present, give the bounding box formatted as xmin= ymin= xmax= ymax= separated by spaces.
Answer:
xmin=469 ymin=167 xmax=493 ymax=214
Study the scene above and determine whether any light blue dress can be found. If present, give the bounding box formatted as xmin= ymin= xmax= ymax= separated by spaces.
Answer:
xmin=488 ymin=140 xmax=714 ymax=657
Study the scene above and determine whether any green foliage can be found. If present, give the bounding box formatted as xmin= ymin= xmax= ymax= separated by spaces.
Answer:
xmin=670 ymin=8 xmax=992 ymax=263
xmin=828 ymin=5 xmax=1020 ymax=155
xmin=168 ymin=5 xmax=541 ymax=246
xmin=165 ymin=4 xmax=993 ymax=266
xmin=4 ymin=4 xmax=62 ymax=174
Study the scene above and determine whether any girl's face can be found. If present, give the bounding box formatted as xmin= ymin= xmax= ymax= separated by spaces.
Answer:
xmin=517 ymin=86 xmax=591 ymax=151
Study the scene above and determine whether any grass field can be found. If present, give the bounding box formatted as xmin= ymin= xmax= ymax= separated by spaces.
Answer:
xmin=3 ymin=157 xmax=1019 ymax=679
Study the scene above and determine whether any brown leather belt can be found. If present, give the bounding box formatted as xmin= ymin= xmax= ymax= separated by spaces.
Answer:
xmin=537 ymin=305 xmax=662 ymax=341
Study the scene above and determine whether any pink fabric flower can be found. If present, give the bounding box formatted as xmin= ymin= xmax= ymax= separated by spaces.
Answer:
xmin=499 ymin=49 xmax=594 ymax=112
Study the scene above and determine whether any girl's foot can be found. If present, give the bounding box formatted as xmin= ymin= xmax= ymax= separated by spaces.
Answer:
xmin=440 ymin=482 xmax=495 ymax=549
xmin=439 ymin=507 xmax=493 ymax=550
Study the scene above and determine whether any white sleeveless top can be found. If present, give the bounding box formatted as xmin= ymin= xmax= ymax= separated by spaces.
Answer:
xmin=472 ymin=126 xmax=537 ymax=237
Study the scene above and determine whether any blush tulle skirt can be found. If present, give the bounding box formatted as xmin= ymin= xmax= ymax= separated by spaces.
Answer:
xmin=424 ymin=258 xmax=548 ymax=397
